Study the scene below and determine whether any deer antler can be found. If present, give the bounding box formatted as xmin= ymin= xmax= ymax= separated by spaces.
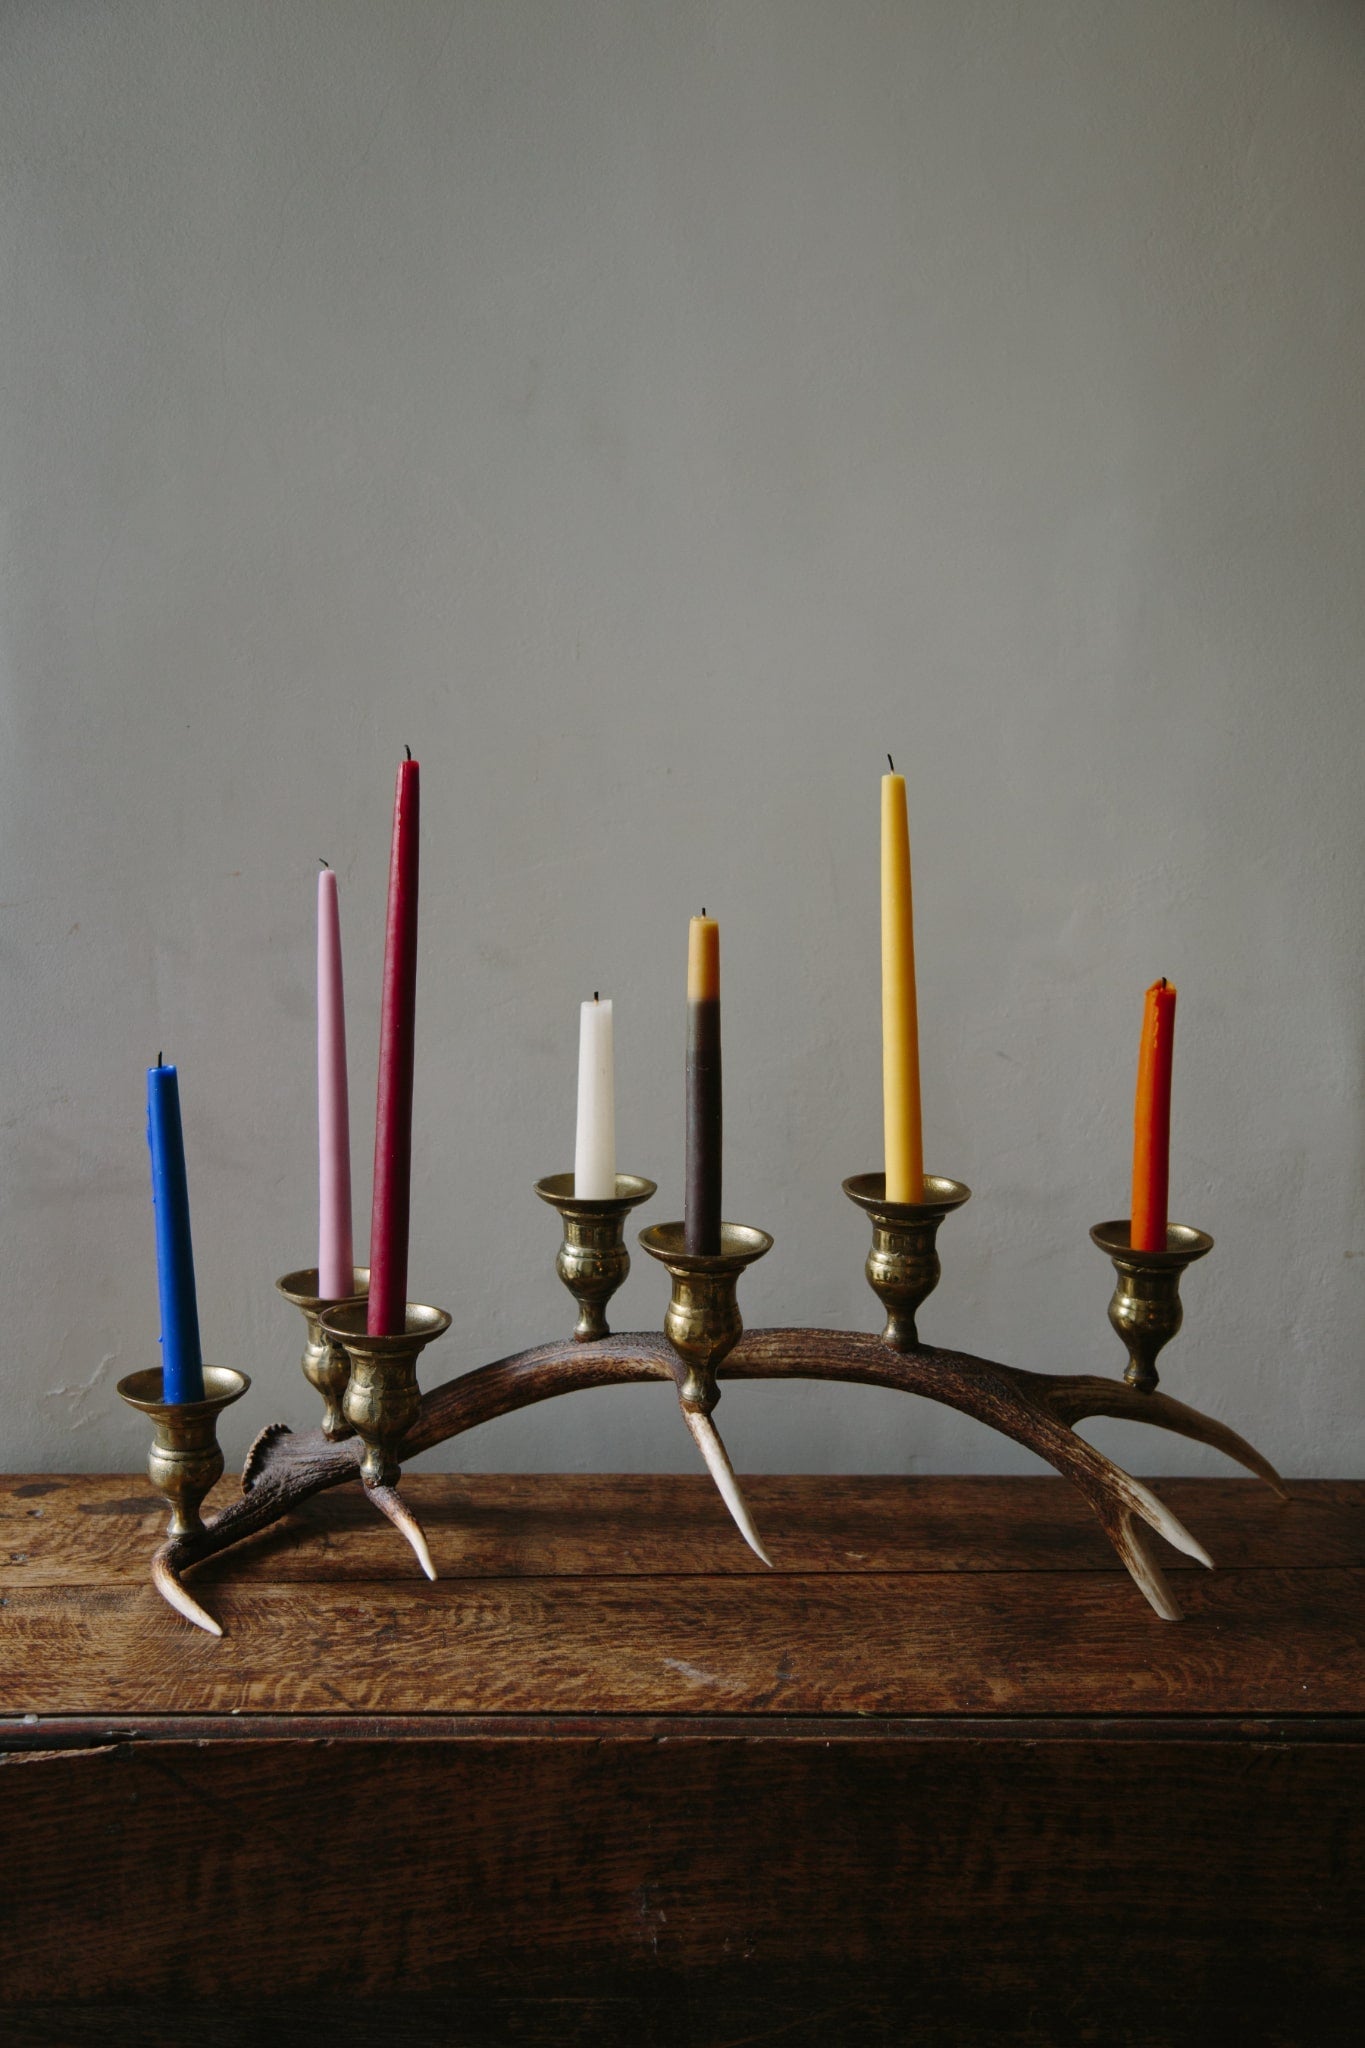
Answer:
xmin=146 ymin=1328 xmax=1281 ymax=1633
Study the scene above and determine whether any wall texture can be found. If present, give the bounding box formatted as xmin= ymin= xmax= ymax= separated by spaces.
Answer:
xmin=2 ymin=1 xmax=1362 ymax=1483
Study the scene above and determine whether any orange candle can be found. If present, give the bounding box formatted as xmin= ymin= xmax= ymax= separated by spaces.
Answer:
xmin=1130 ymin=979 xmax=1176 ymax=1252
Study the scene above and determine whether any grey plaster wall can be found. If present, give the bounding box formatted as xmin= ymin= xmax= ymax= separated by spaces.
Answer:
xmin=2 ymin=1 xmax=1362 ymax=1481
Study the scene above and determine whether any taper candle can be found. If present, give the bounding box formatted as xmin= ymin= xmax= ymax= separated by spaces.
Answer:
xmin=1131 ymin=978 xmax=1176 ymax=1252
xmin=146 ymin=1059 xmax=205 ymax=1403
xmin=317 ymin=864 xmax=354 ymax=1299
xmin=368 ymin=754 xmax=420 ymax=1336
xmin=685 ymin=913 xmax=722 ymax=1255
xmin=574 ymin=994 xmax=616 ymax=1199
xmin=881 ymin=764 xmax=924 ymax=1203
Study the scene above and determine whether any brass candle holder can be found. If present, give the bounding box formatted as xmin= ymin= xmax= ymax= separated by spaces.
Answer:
xmin=117 ymin=1364 xmax=250 ymax=1636
xmin=275 ymin=1266 xmax=370 ymax=1437
xmin=535 ymin=1174 xmax=657 ymax=1339
xmin=319 ymin=1300 xmax=452 ymax=1489
xmin=639 ymin=1219 xmax=774 ymax=1564
xmin=117 ymin=1365 xmax=251 ymax=1537
xmin=842 ymin=1173 xmax=972 ymax=1348
xmin=1090 ymin=1221 xmax=1214 ymax=1393
xmin=316 ymin=1299 xmax=452 ymax=1581
xmin=124 ymin=1172 xmax=1285 ymax=1636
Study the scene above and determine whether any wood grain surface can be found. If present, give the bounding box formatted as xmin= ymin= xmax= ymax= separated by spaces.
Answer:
xmin=2 ymin=1475 xmax=1362 ymax=2044
xmin=6 ymin=1471 xmax=1358 ymax=1586
xmin=2 ymin=1474 xmax=1363 ymax=1719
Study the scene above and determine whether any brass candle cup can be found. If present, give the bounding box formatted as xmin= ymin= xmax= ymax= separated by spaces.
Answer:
xmin=275 ymin=1266 xmax=371 ymax=1439
xmin=116 ymin=1366 xmax=251 ymax=1538
xmin=534 ymin=1174 xmax=657 ymax=1340
xmin=1090 ymin=1220 xmax=1214 ymax=1393
xmin=639 ymin=1220 xmax=773 ymax=1413
xmin=319 ymin=1300 xmax=452 ymax=1488
xmin=842 ymin=1173 xmax=972 ymax=1351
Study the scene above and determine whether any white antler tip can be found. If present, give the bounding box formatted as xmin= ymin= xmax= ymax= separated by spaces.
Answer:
xmin=154 ymin=1557 xmax=223 ymax=1636
xmin=1130 ymin=1480 xmax=1215 ymax=1571
xmin=367 ymin=1483 xmax=438 ymax=1580
xmin=682 ymin=1407 xmax=774 ymax=1567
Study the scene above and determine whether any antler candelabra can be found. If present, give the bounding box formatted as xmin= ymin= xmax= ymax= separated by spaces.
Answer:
xmin=118 ymin=1170 xmax=1283 ymax=1636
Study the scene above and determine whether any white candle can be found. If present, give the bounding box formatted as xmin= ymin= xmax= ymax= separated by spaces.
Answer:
xmin=574 ymin=995 xmax=616 ymax=1198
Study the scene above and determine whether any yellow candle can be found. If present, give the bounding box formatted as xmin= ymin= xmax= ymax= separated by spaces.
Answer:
xmin=881 ymin=770 xmax=924 ymax=1203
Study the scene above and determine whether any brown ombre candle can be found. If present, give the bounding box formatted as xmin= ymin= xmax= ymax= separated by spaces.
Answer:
xmin=685 ymin=913 xmax=722 ymax=1255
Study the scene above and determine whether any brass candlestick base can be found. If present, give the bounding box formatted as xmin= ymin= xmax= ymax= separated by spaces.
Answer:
xmin=639 ymin=1219 xmax=775 ymax=1567
xmin=1090 ymin=1220 xmax=1214 ymax=1393
xmin=275 ymin=1266 xmax=370 ymax=1438
xmin=534 ymin=1174 xmax=657 ymax=1339
xmin=842 ymin=1173 xmax=972 ymax=1349
xmin=117 ymin=1366 xmax=250 ymax=1539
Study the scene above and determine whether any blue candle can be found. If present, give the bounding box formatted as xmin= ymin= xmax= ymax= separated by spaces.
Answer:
xmin=147 ymin=1060 xmax=205 ymax=1403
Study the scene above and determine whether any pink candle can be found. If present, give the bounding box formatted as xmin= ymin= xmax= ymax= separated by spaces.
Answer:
xmin=317 ymin=864 xmax=354 ymax=1299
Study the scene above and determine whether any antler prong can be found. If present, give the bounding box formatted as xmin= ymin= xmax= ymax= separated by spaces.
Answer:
xmin=681 ymin=1405 xmax=774 ymax=1568
xmin=152 ymin=1543 xmax=223 ymax=1636
xmin=365 ymin=1483 xmax=437 ymax=1580
xmin=1105 ymin=1508 xmax=1184 ymax=1621
xmin=1118 ymin=1473 xmax=1215 ymax=1571
xmin=1028 ymin=1375 xmax=1287 ymax=1498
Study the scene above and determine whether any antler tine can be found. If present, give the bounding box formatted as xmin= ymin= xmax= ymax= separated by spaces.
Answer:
xmin=681 ymin=1405 xmax=774 ymax=1568
xmin=365 ymin=1483 xmax=437 ymax=1580
xmin=152 ymin=1543 xmax=223 ymax=1636
xmin=1098 ymin=1506 xmax=1184 ymax=1622
xmin=1029 ymin=1375 xmax=1288 ymax=1499
xmin=1111 ymin=1469 xmax=1214 ymax=1571
xmin=967 ymin=1367 xmax=1215 ymax=1608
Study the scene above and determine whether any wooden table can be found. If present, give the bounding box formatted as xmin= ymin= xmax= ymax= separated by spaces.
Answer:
xmin=2 ymin=1472 xmax=1363 ymax=2045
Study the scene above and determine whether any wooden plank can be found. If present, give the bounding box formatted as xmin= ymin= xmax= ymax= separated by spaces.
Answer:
xmin=1 ymin=1990 xmax=1358 ymax=2048
xmin=0 ymin=1735 xmax=1360 ymax=2027
xmin=3 ymin=1565 xmax=1364 ymax=1718
xmin=9 ymin=1711 xmax=1365 ymax=1747
xmin=2 ymin=1473 xmax=1357 ymax=1587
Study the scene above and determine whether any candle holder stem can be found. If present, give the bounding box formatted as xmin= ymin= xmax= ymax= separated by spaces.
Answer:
xmin=535 ymin=1175 xmax=656 ymax=1340
xmin=1090 ymin=1222 xmax=1213 ymax=1393
xmin=843 ymin=1174 xmax=971 ymax=1349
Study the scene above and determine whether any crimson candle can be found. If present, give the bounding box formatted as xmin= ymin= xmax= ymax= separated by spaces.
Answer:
xmin=367 ymin=755 xmax=420 ymax=1335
